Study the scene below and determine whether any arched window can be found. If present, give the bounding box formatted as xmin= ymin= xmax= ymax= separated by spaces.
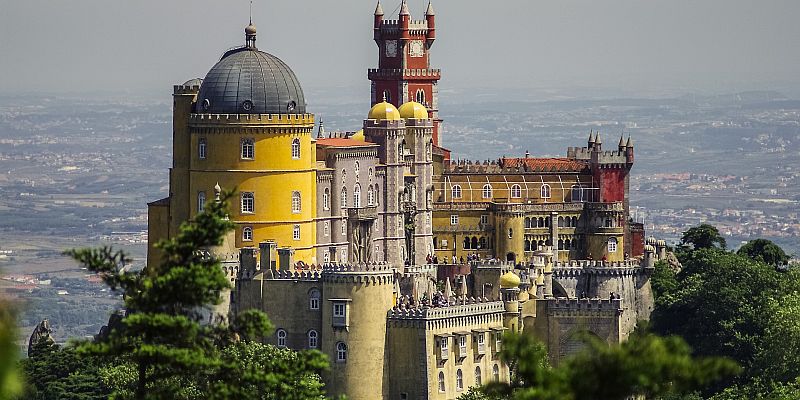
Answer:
xmin=456 ymin=369 xmax=463 ymax=391
xmin=241 ymin=192 xmax=254 ymax=213
xmin=291 ymin=138 xmax=301 ymax=159
xmin=353 ymin=184 xmax=361 ymax=208
xmin=538 ymin=217 xmax=544 ymax=228
xmin=572 ymin=216 xmax=578 ymax=227
xmin=309 ymin=288 xmax=320 ymax=310
xmin=323 ymin=221 xmax=329 ymax=236
xmin=241 ymin=138 xmax=254 ymax=159
xmin=524 ymin=240 xmax=530 ymax=252
xmin=524 ymin=217 xmax=530 ymax=228
xmin=292 ymin=191 xmax=301 ymax=213
xmin=374 ymin=185 xmax=379 ymax=205
xmin=558 ymin=216 xmax=565 ymax=227
xmin=492 ymin=364 xmax=500 ymax=381
xmin=197 ymin=191 xmax=206 ymax=212
xmin=336 ymin=342 xmax=347 ymax=362
xmin=558 ymin=239 xmax=564 ymax=250
xmin=438 ymin=371 xmax=445 ymax=392
xmin=415 ymin=89 xmax=425 ymax=104
xmin=452 ymin=184 xmax=462 ymax=199
xmin=242 ymin=226 xmax=253 ymax=242
xmin=368 ymin=185 xmax=375 ymax=206
xmin=198 ymin=138 xmax=207 ymax=159
xmin=510 ymin=184 xmax=522 ymax=199
xmin=341 ymin=219 xmax=346 ymax=236
xmin=482 ymin=184 xmax=493 ymax=199
xmin=340 ymin=188 xmax=347 ymax=208
xmin=276 ymin=329 xmax=287 ymax=348
xmin=565 ymin=239 xmax=571 ymax=249
xmin=475 ymin=366 xmax=482 ymax=386
xmin=480 ymin=237 xmax=487 ymax=249
xmin=471 ymin=237 xmax=478 ymax=250
xmin=608 ymin=237 xmax=618 ymax=253
xmin=545 ymin=216 xmax=551 ymax=228
xmin=323 ymin=188 xmax=330 ymax=210
xmin=508 ymin=228 xmax=513 ymax=239
xmin=541 ymin=184 xmax=551 ymax=199
xmin=463 ymin=237 xmax=470 ymax=250
xmin=293 ymin=224 xmax=300 ymax=240
xmin=354 ymin=161 xmax=360 ymax=177
xmin=308 ymin=330 xmax=318 ymax=349
xmin=341 ymin=169 xmax=346 ymax=184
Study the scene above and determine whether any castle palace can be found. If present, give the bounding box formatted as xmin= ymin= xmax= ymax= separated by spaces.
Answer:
xmin=146 ymin=2 xmax=662 ymax=399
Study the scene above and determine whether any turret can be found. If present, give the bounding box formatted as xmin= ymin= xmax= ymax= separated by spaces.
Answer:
xmin=499 ymin=271 xmax=521 ymax=332
xmin=399 ymin=0 xmax=410 ymax=40
xmin=425 ymin=1 xmax=436 ymax=46
xmin=625 ymin=135 xmax=634 ymax=163
xmin=594 ymin=133 xmax=602 ymax=152
xmin=587 ymin=130 xmax=595 ymax=149
xmin=373 ymin=1 xmax=384 ymax=39
xmin=618 ymin=135 xmax=626 ymax=152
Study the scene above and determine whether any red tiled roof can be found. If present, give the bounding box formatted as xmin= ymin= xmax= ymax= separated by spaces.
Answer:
xmin=500 ymin=157 xmax=588 ymax=172
xmin=316 ymin=138 xmax=376 ymax=148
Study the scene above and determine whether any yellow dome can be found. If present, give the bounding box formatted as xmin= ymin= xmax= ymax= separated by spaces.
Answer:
xmin=398 ymin=101 xmax=429 ymax=119
xmin=499 ymin=271 xmax=521 ymax=288
xmin=368 ymin=101 xmax=401 ymax=121
xmin=351 ymin=129 xmax=365 ymax=142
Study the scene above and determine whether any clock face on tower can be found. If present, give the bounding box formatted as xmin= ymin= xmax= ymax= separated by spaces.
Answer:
xmin=409 ymin=40 xmax=424 ymax=57
xmin=385 ymin=40 xmax=398 ymax=57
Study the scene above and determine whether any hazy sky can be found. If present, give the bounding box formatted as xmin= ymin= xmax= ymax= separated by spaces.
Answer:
xmin=1 ymin=0 xmax=799 ymax=96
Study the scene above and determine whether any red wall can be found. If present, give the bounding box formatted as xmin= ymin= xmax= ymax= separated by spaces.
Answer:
xmin=595 ymin=168 xmax=627 ymax=202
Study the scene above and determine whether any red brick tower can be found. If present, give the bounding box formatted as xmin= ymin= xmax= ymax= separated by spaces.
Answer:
xmin=370 ymin=1 xmax=443 ymax=146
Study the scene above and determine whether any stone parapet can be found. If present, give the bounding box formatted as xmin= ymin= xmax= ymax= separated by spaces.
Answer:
xmin=547 ymin=298 xmax=622 ymax=316
xmin=368 ymin=68 xmax=440 ymax=80
xmin=387 ymin=300 xmax=504 ymax=321
xmin=188 ymin=113 xmax=315 ymax=127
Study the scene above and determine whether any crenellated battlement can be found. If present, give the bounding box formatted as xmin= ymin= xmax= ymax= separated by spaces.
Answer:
xmin=548 ymin=297 xmax=623 ymax=314
xmin=551 ymin=259 xmax=644 ymax=277
xmin=188 ymin=113 xmax=315 ymax=127
xmin=368 ymin=68 xmax=441 ymax=80
xmin=173 ymin=85 xmax=200 ymax=95
xmin=387 ymin=299 xmax=504 ymax=320
xmin=443 ymin=157 xmax=588 ymax=174
xmin=567 ymin=146 xmax=631 ymax=166
xmin=270 ymin=269 xmax=321 ymax=281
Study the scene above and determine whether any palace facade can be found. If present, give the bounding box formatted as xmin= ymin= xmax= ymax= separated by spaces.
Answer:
xmin=146 ymin=2 xmax=657 ymax=399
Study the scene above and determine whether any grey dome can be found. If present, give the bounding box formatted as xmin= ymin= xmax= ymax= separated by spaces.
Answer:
xmin=197 ymin=47 xmax=306 ymax=114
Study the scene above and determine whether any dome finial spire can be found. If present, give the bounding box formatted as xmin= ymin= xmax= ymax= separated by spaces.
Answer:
xmin=245 ymin=1 xmax=257 ymax=48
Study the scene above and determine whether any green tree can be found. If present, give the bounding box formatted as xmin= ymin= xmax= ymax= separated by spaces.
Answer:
xmin=650 ymin=260 xmax=679 ymax=306
xmin=65 ymin=193 xmax=329 ymax=399
xmin=652 ymin=248 xmax=800 ymax=394
xmin=736 ymin=238 xmax=789 ymax=266
xmin=468 ymin=328 xmax=737 ymax=400
xmin=21 ymin=338 xmax=111 ymax=400
xmin=0 ymin=301 xmax=23 ymax=400
xmin=680 ymin=224 xmax=727 ymax=250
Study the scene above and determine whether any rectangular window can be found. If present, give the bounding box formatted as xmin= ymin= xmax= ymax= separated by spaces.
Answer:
xmin=241 ymin=192 xmax=255 ymax=214
xmin=293 ymin=224 xmax=301 ymax=240
xmin=332 ymin=300 xmax=349 ymax=328
xmin=198 ymin=139 xmax=207 ymax=159
xmin=480 ymin=214 xmax=488 ymax=225
xmin=450 ymin=215 xmax=459 ymax=225
xmin=241 ymin=139 xmax=255 ymax=159
xmin=333 ymin=303 xmax=345 ymax=317
xmin=324 ymin=221 xmax=329 ymax=237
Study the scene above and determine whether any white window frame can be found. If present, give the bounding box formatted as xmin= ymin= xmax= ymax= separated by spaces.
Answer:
xmin=492 ymin=364 xmax=500 ymax=381
xmin=438 ymin=371 xmax=445 ymax=392
xmin=333 ymin=303 xmax=346 ymax=318
xmin=511 ymin=184 xmax=522 ymax=199
xmin=292 ymin=191 xmax=301 ymax=213
xmin=456 ymin=369 xmax=463 ymax=391
xmin=308 ymin=330 xmax=318 ymax=349
xmin=241 ymin=192 xmax=255 ymax=214
xmin=608 ymin=237 xmax=618 ymax=253
xmin=482 ymin=184 xmax=493 ymax=199
xmin=309 ymin=289 xmax=320 ymax=310
xmin=367 ymin=185 xmax=375 ymax=206
xmin=291 ymin=138 xmax=301 ymax=159
xmin=336 ymin=342 xmax=347 ymax=362
xmin=198 ymin=138 xmax=207 ymax=159
xmin=241 ymin=138 xmax=255 ymax=160
xmin=324 ymin=221 xmax=329 ymax=237
xmin=475 ymin=366 xmax=482 ymax=386
xmin=541 ymin=184 xmax=551 ymax=199
xmin=450 ymin=214 xmax=459 ymax=225
xmin=340 ymin=187 xmax=347 ymax=208
xmin=353 ymin=184 xmax=361 ymax=208
xmin=197 ymin=191 xmax=206 ymax=212
xmin=276 ymin=329 xmax=287 ymax=348
xmin=480 ymin=214 xmax=489 ymax=225
xmin=293 ymin=224 xmax=300 ymax=241
xmin=323 ymin=188 xmax=330 ymax=210
xmin=242 ymin=226 xmax=253 ymax=242
xmin=452 ymin=184 xmax=462 ymax=199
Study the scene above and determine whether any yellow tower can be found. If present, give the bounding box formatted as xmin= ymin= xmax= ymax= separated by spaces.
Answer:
xmin=149 ymin=24 xmax=317 ymax=267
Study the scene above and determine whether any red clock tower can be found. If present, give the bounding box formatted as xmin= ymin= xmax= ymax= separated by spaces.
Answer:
xmin=370 ymin=1 xmax=443 ymax=146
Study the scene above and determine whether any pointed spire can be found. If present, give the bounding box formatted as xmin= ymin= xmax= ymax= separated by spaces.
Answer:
xmin=459 ymin=275 xmax=468 ymax=297
xmin=618 ymin=135 xmax=625 ymax=147
xmin=399 ymin=0 xmax=410 ymax=16
xmin=588 ymin=130 xmax=595 ymax=144
xmin=595 ymin=133 xmax=602 ymax=145
xmin=626 ymin=135 xmax=633 ymax=148
xmin=374 ymin=0 xmax=384 ymax=16
xmin=317 ymin=119 xmax=325 ymax=138
xmin=444 ymin=277 xmax=452 ymax=301
xmin=425 ymin=1 xmax=435 ymax=16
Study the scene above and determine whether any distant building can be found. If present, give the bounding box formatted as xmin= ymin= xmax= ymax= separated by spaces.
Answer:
xmin=146 ymin=2 xmax=658 ymax=399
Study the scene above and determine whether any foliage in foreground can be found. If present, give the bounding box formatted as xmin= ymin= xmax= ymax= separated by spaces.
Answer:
xmin=463 ymin=328 xmax=738 ymax=400
xmin=0 ymin=302 xmax=23 ymax=400
xmin=20 ymin=193 xmax=331 ymax=399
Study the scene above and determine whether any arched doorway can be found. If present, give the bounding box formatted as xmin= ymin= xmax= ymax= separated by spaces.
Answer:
xmin=506 ymin=252 xmax=516 ymax=262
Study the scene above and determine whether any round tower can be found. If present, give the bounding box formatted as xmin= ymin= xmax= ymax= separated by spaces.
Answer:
xmin=499 ymin=271 xmax=521 ymax=332
xmin=321 ymin=264 xmax=395 ymax=399
xmin=497 ymin=213 xmax=525 ymax=263
xmin=174 ymin=25 xmax=317 ymax=265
